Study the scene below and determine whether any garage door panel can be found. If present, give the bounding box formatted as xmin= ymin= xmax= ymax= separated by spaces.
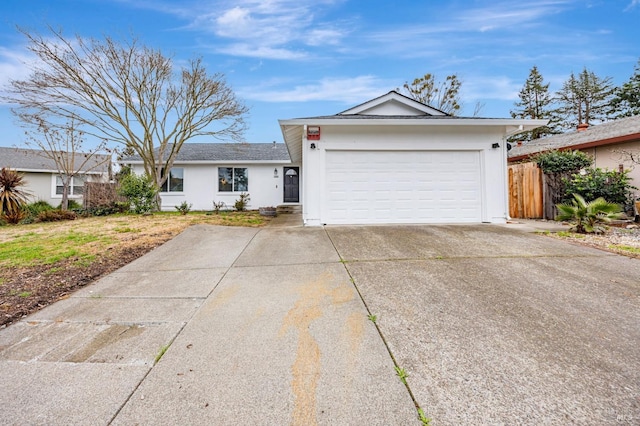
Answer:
xmin=325 ymin=150 xmax=482 ymax=224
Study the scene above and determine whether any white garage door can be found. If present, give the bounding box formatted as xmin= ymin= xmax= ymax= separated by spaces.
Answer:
xmin=324 ymin=150 xmax=482 ymax=224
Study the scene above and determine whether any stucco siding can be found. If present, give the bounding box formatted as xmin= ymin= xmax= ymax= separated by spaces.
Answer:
xmin=302 ymin=124 xmax=509 ymax=225
xmin=22 ymin=172 xmax=57 ymax=206
xmin=593 ymin=141 xmax=640 ymax=198
xmin=131 ymin=164 xmax=293 ymax=211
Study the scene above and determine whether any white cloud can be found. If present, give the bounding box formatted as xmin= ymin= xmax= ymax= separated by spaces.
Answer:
xmin=126 ymin=0 xmax=350 ymax=60
xmin=240 ymin=75 xmax=392 ymax=103
xmin=0 ymin=46 xmax=34 ymax=95
xmin=215 ymin=43 xmax=308 ymax=60
xmin=464 ymin=76 xmax=522 ymax=102
xmin=456 ymin=0 xmax=572 ymax=32
xmin=364 ymin=1 xmax=574 ymax=58
xmin=625 ymin=0 xmax=640 ymax=10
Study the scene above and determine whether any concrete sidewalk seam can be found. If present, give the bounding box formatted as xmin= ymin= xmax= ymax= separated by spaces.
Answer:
xmin=109 ymin=227 xmax=263 ymax=424
xmin=322 ymin=226 xmax=425 ymax=424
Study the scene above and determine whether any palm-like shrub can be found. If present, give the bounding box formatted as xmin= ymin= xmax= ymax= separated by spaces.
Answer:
xmin=556 ymin=193 xmax=622 ymax=234
xmin=0 ymin=168 xmax=31 ymax=224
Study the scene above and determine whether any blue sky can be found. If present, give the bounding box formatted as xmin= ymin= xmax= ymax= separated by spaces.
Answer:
xmin=0 ymin=0 xmax=639 ymax=148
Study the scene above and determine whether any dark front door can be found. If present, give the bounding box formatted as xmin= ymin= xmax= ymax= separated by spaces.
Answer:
xmin=283 ymin=167 xmax=299 ymax=203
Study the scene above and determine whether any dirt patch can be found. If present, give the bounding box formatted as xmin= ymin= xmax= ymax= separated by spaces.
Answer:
xmin=0 ymin=244 xmax=155 ymax=327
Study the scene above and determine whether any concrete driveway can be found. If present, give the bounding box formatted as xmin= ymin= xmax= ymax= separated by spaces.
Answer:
xmin=0 ymin=218 xmax=638 ymax=425
xmin=326 ymin=224 xmax=640 ymax=425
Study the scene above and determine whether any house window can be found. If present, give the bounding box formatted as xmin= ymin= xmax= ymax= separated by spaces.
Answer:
xmin=160 ymin=168 xmax=184 ymax=192
xmin=55 ymin=175 xmax=85 ymax=196
xmin=218 ymin=167 xmax=248 ymax=192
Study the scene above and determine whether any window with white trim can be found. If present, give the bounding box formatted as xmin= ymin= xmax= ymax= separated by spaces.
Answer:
xmin=55 ymin=174 xmax=85 ymax=196
xmin=160 ymin=168 xmax=184 ymax=192
xmin=218 ymin=167 xmax=248 ymax=192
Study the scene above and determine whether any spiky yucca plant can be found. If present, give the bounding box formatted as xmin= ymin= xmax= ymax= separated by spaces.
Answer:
xmin=0 ymin=168 xmax=30 ymax=224
xmin=556 ymin=193 xmax=622 ymax=234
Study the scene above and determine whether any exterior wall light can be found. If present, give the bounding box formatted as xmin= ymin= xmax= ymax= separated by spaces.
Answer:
xmin=492 ymin=143 xmax=500 ymax=149
xmin=274 ymin=168 xmax=279 ymax=178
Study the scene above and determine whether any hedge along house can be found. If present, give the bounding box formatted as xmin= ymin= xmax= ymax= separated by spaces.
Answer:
xmin=123 ymin=142 xmax=295 ymax=211
xmin=0 ymin=146 xmax=111 ymax=207
xmin=279 ymin=91 xmax=547 ymax=226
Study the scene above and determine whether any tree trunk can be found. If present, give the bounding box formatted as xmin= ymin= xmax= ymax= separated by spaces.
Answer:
xmin=61 ymin=180 xmax=70 ymax=210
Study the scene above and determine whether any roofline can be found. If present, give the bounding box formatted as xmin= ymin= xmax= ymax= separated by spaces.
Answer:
xmin=278 ymin=116 xmax=549 ymax=126
xmin=279 ymin=117 xmax=547 ymax=129
xmin=10 ymin=168 xmax=106 ymax=174
xmin=508 ymin=131 xmax=640 ymax=163
xmin=339 ymin=90 xmax=449 ymax=116
xmin=125 ymin=160 xmax=291 ymax=165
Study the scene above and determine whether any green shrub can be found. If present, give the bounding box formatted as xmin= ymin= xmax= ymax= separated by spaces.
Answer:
xmin=556 ymin=193 xmax=622 ymax=233
xmin=562 ymin=168 xmax=636 ymax=206
xmin=532 ymin=150 xmax=593 ymax=174
xmin=37 ymin=209 xmax=77 ymax=222
xmin=175 ymin=201 xmax=192 ymax=215
xmin=212 ymin=200 xmax=226 ymax=214
xmin=62 ymin=199 xmax=83 ymax=210
xmin=117 ymin=173 xmax=157 ymax=214
xmin=25 ymin=200 xmax=54 ymax=216
xmin=234 ymin=193 xmax=250 ymax=211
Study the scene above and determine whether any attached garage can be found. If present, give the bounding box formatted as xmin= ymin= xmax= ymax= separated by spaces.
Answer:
xmin=279 ymin=91 xmax=546 ymax=226
xmin=325 ymin=150 xmax=482 ymax=224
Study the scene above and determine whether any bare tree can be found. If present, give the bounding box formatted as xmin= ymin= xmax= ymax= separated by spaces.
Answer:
xmin=615 ymin=148 xmax=640 ymax=167
xmin=3 ymin=26 xmax=247 ymax=209
xmin=401 ymin=73 xmax=462 ymax=115
xmin=24 ymin=117 xmax=111 ymax=210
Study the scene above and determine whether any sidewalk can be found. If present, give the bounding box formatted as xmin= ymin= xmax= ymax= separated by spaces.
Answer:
xmin=0 ymin=223 xmax=418 ymax=425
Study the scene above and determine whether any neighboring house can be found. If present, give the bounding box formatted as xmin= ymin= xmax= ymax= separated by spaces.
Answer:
xmin=123 ymin=142 xmax=295 ymax=211
xmin=0 ymin=146 xmax=112 ymax=206
xmin=278 ymin=91 xmax=546 ymax=226
xmin=508 ymin=115 xmax=640 ymax=199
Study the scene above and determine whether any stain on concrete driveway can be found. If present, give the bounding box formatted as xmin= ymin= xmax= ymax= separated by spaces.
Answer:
xmin=326 ymin=224 xmax=640 ymax=425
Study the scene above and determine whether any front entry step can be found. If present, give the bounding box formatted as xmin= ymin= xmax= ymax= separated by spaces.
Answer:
xmin=277 ymin=205 xmax=302 ymax=214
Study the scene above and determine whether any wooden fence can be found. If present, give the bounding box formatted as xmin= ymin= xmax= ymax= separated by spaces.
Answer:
xmin=508 ymin=162 xmax=543 ymax=219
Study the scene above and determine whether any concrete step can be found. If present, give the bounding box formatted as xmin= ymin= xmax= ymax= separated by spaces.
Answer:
xmin=276 ymin=204 xmax=302 ymax=214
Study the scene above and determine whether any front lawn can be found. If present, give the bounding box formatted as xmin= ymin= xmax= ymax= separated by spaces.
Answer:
xmin=0 ymin=211 xmax=270 ymax=327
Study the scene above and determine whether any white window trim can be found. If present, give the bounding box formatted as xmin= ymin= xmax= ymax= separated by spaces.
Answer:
xmin=159 ymin=167 xmax=185 ymax=194
xmin=217 ymin=167 xmax=249 ymax=193
xmin=50 ymin=174 xmax=84 ymax=199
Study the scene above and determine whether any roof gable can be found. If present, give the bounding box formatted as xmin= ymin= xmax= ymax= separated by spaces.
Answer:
xmin=340 ymin=91 xmax=447 ymax=116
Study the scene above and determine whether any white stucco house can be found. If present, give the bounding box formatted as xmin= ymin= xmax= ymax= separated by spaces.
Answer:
xmin=279 ymin=91 xmax=546 ymax=226
xmin=124 ymin=142 xmax=297 ymax=211
xmin=0 ymin=146 xmax=111 ymax=207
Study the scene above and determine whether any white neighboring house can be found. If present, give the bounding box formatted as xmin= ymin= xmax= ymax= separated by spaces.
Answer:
xmin=123 ymin=142 xmax=296 ymax=211
xmin=0 ymin=146 xmax=112 ymax=207
xmin=279 ymin=91 xmax=546 ymax=226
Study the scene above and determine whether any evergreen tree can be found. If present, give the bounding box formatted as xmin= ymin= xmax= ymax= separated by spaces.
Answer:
xmin=609 ymin=58 xmax=640 ymax=118
xmin=553 ymin=67 xmax=614 ymax=130
xmin=509 ymin=66 xmax=558 ymax=141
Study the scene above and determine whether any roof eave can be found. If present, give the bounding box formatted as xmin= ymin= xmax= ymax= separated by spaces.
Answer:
xmin=508 ymin=131 xmax=640 ymax=163
xmin=278 ymin=117 xmax=548 ymax=127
